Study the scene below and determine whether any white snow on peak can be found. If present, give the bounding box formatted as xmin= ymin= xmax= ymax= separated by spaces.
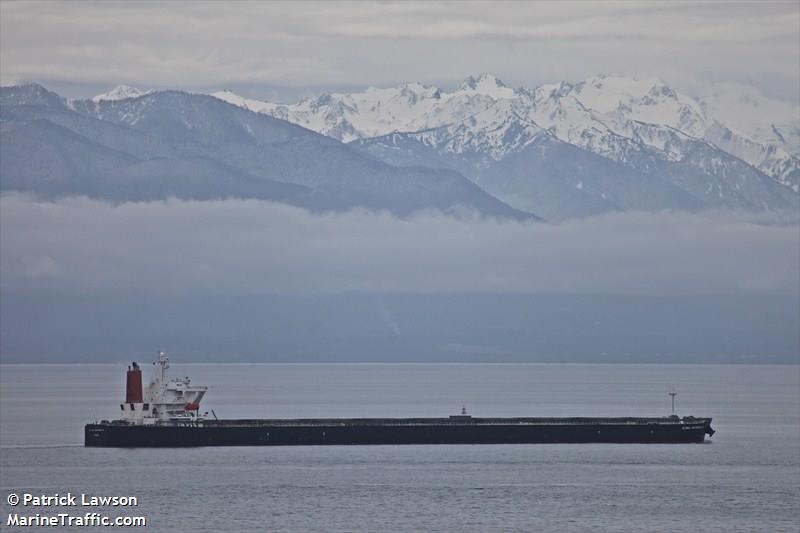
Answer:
xmin=569 ymin=75 xmax=707 ymax=137
xmin=456 ymin=74 xmax=516 ymax=99
xmin=411 ymin=99 xmax=544 ymax=160
xmin=572 ymin=75 xmax=670 ymax=113
xmin=211 ymin=77 xmax=505 ymax=142
xmin=207 ymin=74 xmax=799 ymax=189
xmin=211 ymin=89 xmax=278 ymax=114
xmin=699 ymin=82 xmax=800 ymax=153
xmin=529 ymin=75 xmax=800 ymax=183
xmin=92 ymin=85 xmax=150 ymax=102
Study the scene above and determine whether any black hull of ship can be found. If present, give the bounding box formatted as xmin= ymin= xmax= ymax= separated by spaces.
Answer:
xmin=85 ymin=417 xmax=714 ymax=447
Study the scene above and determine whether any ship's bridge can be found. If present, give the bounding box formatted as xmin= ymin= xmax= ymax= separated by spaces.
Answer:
xmin=121 ymin=352 xmax=208 ymax=424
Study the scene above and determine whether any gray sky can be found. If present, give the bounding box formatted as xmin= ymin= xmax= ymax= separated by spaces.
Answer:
xmin=1 ymin=1 xmax=798 ymax=101
xmin=2 ymin=195 xmax=797 ymax=296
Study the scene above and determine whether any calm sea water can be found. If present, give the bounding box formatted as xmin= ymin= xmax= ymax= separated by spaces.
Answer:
xmin=1 ymin=363 xmax=798 ymax=532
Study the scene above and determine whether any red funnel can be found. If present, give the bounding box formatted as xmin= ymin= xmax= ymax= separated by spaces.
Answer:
xmin=125 ymin=364 xmax=143 ymax=403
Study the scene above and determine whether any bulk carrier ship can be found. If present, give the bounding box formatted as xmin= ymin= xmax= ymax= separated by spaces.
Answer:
xmin=85 ymin=353 xmax=715 ymax=447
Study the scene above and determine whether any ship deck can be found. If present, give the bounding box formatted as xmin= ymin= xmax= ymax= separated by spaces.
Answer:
xmin=146 ymin=416 xmax=710 ymax=428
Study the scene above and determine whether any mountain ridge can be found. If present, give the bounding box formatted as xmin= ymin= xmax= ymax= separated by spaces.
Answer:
xmin=211 ymin=74 xmax=799 ymax=220
xmin=2 ymin=77 xmax=796 ymax=222
xmin=1 ymin=84 xmax=535 ymax=220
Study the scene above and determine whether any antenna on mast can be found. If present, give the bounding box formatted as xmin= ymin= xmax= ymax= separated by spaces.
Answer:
xmin=156 ymin=350 xmax=169 ymax=382
xmin=669 ymin=388 xmax=677 ymax=415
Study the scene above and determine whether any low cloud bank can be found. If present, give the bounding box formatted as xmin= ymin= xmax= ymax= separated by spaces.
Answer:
xmin=1 ymin=195 xmax=797 ymax=295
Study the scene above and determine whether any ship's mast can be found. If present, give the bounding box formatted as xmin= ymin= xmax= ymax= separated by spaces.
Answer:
xmin=669 ymin=389 xmax=677 ymax=415
xmin=157 ymin=351 xmax=169 ymax=383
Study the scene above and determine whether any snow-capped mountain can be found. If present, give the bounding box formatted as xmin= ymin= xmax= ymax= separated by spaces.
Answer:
xmin=92 ymin=85 xmax=150 ymax=102
xmin=1 ymin=84 xmax=531 ymax=220
xmin=3 ymin=77 xmax=796 ymax=222
xmin=213 ymin=74 xmax=516 ymax=143
xmin=557 ymin=75 xmax=799 ymax=191
xmin=214 ymin=74 xmax=800 ymax=218
xmin=699 ymin=83 xmax=799 ymax=150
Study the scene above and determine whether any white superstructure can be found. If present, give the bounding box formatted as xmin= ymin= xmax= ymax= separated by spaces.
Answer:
xmin=120 ymin=352 xmax=208 ymax=425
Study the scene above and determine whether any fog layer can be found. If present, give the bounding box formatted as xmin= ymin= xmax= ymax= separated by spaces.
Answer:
xmin=2 ymin=195 xmax=797 ymax=296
